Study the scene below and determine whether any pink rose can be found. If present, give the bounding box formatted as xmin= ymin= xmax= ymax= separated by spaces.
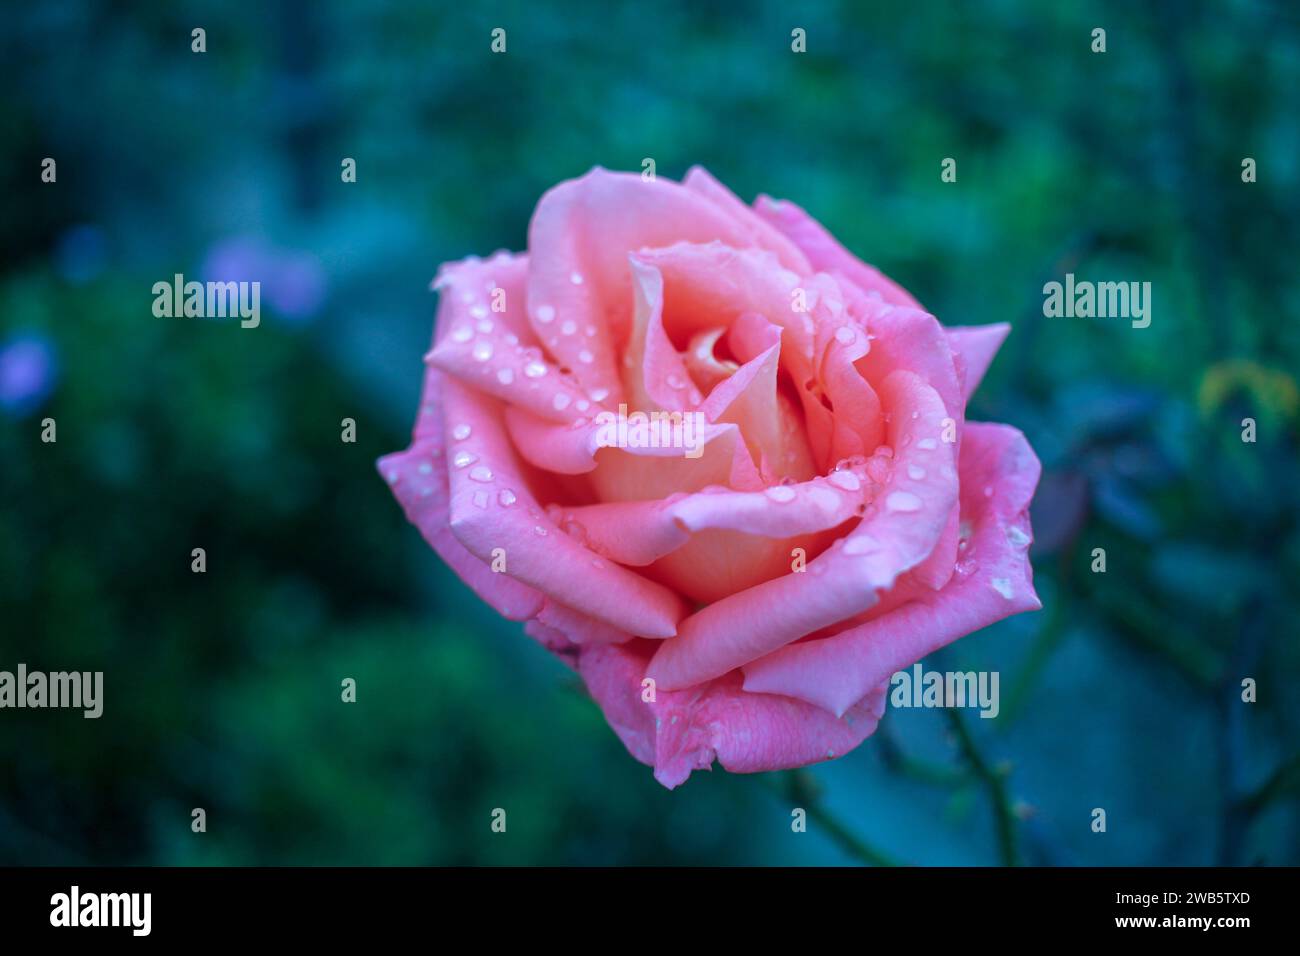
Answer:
xmin=380 ymin=167 xmax=1041 ymax=788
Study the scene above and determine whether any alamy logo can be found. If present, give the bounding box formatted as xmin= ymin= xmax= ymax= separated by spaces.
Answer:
xmin=50 ymin=886 xmax=151 ymax=936
xmin=152 ymin=273 xmax=260 ymax=328
xmin=889 ymin=664 xmax=1000 ymax=718
xmin=593 ymin=404 xmax=706 ymax=459
xmin=0 ymin=664 xmax=102 ymax=718
xmin=1042 ymin=273 xmax=1151 ymax=328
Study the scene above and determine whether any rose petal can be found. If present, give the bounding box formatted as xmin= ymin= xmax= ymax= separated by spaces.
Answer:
xmin=752 ymin=195 xmax=924 ymax=310
xmin=576 ymin=641 xmax=889 ymax=788
xmin=699 ymin=336 xmax=815 ymax=483
xmin=441 ymin=378 xmax=687 ymax=638
xmin=947 ymin=322 xmax=1010 ymax=402
xmin=742 ymin=423 xmax=1042 ymax=715
xmin=681 ymin=166 xmax=812 ymax=273
xmin=378 ymin=370 xmax=545 ymax=622
xmin=526 ymin=168 xmax=764 ymax=403
xmin=549 ymin=461 xmax=872 ymax=567
xmin=624 ymin=258 xmax=702 ymax=410
xmin=646 ymin=370 xmax=958 ymax=689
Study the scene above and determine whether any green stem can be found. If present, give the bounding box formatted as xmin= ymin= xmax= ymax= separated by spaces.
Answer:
xmin=945 ymin=709 xmax=1021 ymax=866
xmin=765 ymin=770 xmax=903 ymax=867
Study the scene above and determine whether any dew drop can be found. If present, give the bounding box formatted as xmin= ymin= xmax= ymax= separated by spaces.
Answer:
xmin=570 ymin=272 xmax=584 ymax=285
xmin=468 ymin=465 xmax=493 ymax=482
xmin=578 ymin=349 xmax=594 ymax=364
xmin=885 ymin=490 xmax=922 ymax=512
xmin=553 ymin=393 xmax=571 ymax=411
xmin=472 ymin=341 xmax=493 ymax=362
xmin=765 ymin=485 xmax=797 ymax=503
xmin=1006 ymin=525 xmax=1031 ymax=548
xmin=917 ymin=438 xmax=938 ymax=450
xmin=561 ymin=320 xmax=577 ymax=336
xmin=417 ymin=462 xmax=432 ymax=475
xmin=843 ymin=534 xmax=881 ymax=555
xmin=451 ymin=326 xmax=473 ymax=343
xmin=828 ymin=471 xmax=861 ymax=491
xmin=907 ymin=464 xmax=926 ymax=480
xmin=524 ymin=361 xmax=547 ymax=378
xmin=834 ymin=326 xmax=855 ymax=344
xmin=536 ymin=305 xmax=556 ymax=323
xmin=451 ymin=424 xmax=472 ymax=441
xmin=498 ymin=489 xmax=517 ymax=507
xmin=497 ymin=368 xmax=514 ymax=385
xmin=472 ymin=491 xmax=488 ymax=509
xmin=991 ymin=577 xmax=1014 ymax=599
xmin=452 ymin=451 xmax=477 ymax=469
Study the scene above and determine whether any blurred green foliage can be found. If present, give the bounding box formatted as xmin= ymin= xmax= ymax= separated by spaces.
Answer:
xmin=1 ymin=0 xmax=1297 ymax=865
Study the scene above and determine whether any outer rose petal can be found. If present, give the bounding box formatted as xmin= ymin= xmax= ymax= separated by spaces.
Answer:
xmin=377 ymin=369 xmax=545 ymax=622
xmin=753 ymin=195 xmax=924 ymax=310
xmin=440 ymin=378 xmax=687 ymax=638
xmin=681 ymin=166 xmax=812 ymax=274
xmin=646 ymin=370 xmax=958 ymax=690
xmin=742 ymin=423 xmax=1042 ymax=716
xmin=947 ymin=322 xmax=1010 ymax=402
xmin=576 ymin=640 xmax=889 ymax=789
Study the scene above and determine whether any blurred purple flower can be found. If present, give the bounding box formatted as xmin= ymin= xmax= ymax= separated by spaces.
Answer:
xmin=0 ymin=334 xmax=59 ymax=417
xmin=201 ymin=237 xmax=326 ymax=322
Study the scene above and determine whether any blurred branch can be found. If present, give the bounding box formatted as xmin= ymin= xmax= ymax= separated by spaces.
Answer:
xmin=1236 ymin=753 xmax=1300 ymax=819
xmin=765 ymin=770 xmax=903 ymax=867
xmin=876 ymin=722 xmax=970 ymax=788
xmin=944 ymin=710 xmax=1021 ymax=866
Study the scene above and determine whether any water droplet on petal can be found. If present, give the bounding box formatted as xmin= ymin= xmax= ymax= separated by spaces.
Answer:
xmin=468 ymin=465 xmax=493 ymax=482
xmin=907 ymin=464 xmax=926 ymax=480
xmin=578 ymin=350 xmax=594 ymax=364
xmin=536 ymin=305 xmax=556 ymax=323
xmin=834 ymin=326 xmax=855 ymax=344
xmin=553 ymin=393 xmax=571 ymax=411
xmin=452 ymin=451 xmax=477 ymax=469
xmin=524 ymin=361 xmax=547 ymax=378
xmin=917 ymin=438 xmax=938 ymax=450
xmin=561 ymin=320 xmax=577 ymax=335
xmin=1006 ymin=525 xmax=1031 ymax=548
xmin=472 ymin=341 xmax=493 ymax=362
xmin=885 ymin=490 xmax=922 ymax=512
xmin=497 ymin=368 xmax=514 ymax=385
xmin=828 ymin=471 xmax=861 ymax=491
xmin=452 ymin=424 xmax=472 ymax=441
xmin=765 ymin=485 xmax=796 ymax=503
xmin=570 ymin=272 xmax=584 ymax=285
xmin=451 ymin=326 xmax=473 ymax=343
xmin=498 ymin=489 xmax=517 ymax=506
xmin=843 ymin=534 xmax=881 ymax=555
xmin=472 ymin=491 xmax=488 ymax=509
xmin=991 ymin=577 xmax=1014 ymax=599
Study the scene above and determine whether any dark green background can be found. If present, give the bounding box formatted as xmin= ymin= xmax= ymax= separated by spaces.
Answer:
xmin=1 ymin=1 xmax=1297 ymax=865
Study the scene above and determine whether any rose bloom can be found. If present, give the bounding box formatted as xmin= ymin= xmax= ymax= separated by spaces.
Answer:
xmin=380 ymin=167 xmax=1040 ymax=788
